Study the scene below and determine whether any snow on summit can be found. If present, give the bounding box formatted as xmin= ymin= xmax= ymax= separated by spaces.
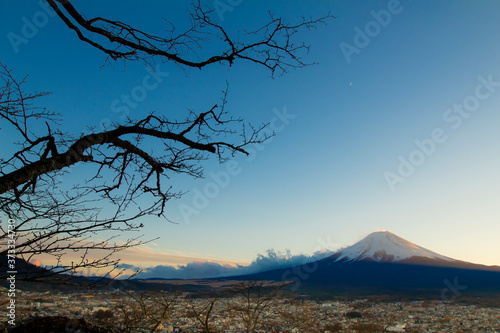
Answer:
xmin=334 ymin=231 xmax=454 ymax=262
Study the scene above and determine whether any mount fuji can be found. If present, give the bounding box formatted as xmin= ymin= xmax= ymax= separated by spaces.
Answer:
xmin=330 ymin=231 xmax=454 ymax=263
xmin=219 ymin=231 xmax=500 ymax=298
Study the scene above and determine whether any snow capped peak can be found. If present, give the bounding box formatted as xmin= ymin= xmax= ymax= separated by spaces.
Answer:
xmin=333 ymin=231 xmax=454 ymax=262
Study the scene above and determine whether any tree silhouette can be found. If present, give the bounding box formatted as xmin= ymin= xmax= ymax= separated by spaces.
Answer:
xmin=0 ymin=1 xmax=333 ymax=283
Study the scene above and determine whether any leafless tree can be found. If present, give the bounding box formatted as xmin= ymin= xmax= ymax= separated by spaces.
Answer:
xmin=0 ymin=1 xmax=333 ymax=283
xmin=227 ymin=280 xmax=290 ymax=333
xmin=114 ymin=289 xmax=180 ymax=333
xmin=0 ymin=62 xmax=266 ymax=284
xmin=187 ymin=294 xmax=221 ymax=333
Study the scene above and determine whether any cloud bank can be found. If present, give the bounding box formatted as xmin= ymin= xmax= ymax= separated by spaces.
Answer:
xmin=122 ymin=249 xmax=334 ymax=279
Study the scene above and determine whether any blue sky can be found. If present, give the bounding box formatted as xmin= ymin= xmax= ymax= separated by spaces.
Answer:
xmin=2 ymin=1 xmax=500 ymax=277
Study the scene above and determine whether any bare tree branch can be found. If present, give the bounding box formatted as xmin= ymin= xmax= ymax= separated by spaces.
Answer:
xmin=45 ymin=0 xmax=334 ymax=76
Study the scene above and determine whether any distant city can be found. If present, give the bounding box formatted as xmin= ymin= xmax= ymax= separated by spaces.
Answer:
xmin=3 ymin=287 xmax=500 ymax=332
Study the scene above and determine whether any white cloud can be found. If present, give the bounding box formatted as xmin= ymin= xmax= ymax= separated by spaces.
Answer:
xmin=122 ymin=249 xmax=334 ymax=279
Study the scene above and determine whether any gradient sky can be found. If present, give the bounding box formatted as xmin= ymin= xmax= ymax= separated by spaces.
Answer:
xmin=2 ymin=1 xmax=500 ymax=274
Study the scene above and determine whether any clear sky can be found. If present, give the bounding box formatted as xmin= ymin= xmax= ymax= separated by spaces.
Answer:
xmin=2 ymin=1 xmax=500 ymax=276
